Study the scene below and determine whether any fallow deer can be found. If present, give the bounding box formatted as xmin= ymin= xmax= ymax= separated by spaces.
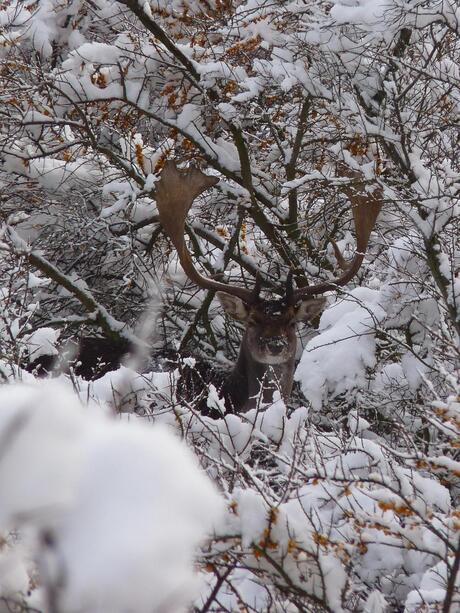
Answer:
xmin=155 ymin=162 xmax=381 ymax=413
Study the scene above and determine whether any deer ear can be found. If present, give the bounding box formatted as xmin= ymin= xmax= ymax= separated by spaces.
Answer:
xmin=216 ymin=292 xmax=250 ymax=321
xmin=295 ymin=297 xmax=327 ymax=323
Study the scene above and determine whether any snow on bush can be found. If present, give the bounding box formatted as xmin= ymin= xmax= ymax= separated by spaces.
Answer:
xmin=0 ymin=381 xmax=223 ymax=612
xmin=1 ymin=0 xmax=459 ymax=610
xmin=85 ymin=366 xmax=456 ymax=612
xmin=295 ymin=288 xmax=386 ymax=410
xmin=23 ymin=327 xmax=61 ymax=363
xmin=0 ymin=364 xmax=458 ymax=612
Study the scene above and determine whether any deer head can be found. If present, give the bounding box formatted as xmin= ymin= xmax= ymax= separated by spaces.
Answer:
xmin=156 ymin=161 xmax=381 ymax=412
xmin=215 ymin=273 xmax=326 ymax=366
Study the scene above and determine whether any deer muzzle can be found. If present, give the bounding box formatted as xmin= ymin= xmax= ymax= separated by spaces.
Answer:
xmin=260 ymin=335 xmax=289 ymax=355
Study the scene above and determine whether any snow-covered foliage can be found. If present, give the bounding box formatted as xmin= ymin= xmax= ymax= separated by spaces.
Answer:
xmin=0 ymin=380 xmax=222 ymax=612
xmin=2 ymin=366 xmax=458 ymax=612
xmin=0 ymin=0 xmax=459 ymax=611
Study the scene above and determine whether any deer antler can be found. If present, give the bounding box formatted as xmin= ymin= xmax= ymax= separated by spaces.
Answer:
xmin=156 ymin=161 xmax=256 ymax=303
xmin=292 ymin=167 xmax=382 ymax=301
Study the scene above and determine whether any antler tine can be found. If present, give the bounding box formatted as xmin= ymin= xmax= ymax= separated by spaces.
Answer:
xmin=292 ymin=168 xmax=382 ymax=301
xmin=156 ymin=161 xmax=256 ymax=304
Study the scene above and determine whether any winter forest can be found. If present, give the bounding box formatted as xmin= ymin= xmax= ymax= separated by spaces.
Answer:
xmin=0 ymin=1 xmax=459 ymax=612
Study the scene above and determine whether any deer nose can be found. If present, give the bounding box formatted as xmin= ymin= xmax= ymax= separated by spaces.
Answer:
xmin=262 ymin=336 xmax=287 ymax=354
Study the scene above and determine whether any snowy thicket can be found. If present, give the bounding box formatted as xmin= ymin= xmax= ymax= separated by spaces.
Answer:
xmin=0 ymin=1 xmax=459 ymax=612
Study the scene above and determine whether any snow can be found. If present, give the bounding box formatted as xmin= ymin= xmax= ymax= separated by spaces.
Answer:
xmin=24 ymin=327 xmax=60 ymax=362
xmin=348 ymin=409 xmax=371 ymax=434
xmin=330 ymin=1 xmax=389 ymax=31
xmin=295 ymin=289 xmax=386 ymax=409
xmin=217 ymin=102 xmax=238 ymax=121
xmin=233 ymin=489 xmax=269 ymax=549
xmin=1 ymin=0 xmax=459 ymax=610
xmin=0 ymin=381 xmax=223 ymax=613
xmin=0 ymin=542 xmax=30 ymax=601
xmin=57 ymin=422 xmax=222 ymax=613
xmin=3 ymin=153 xmax=101 ymax=194
xmin=0 ymin=359 xmax=457 ymax=612
xmin=67 ymin=42 xmax=121 ymax=65
xmin=207 ymin=383 xmax=227 ymax=415
xmin=404 ymin=561 xmax=456 ymax=612
xmin=0 ymin=383 xmax=89 ymax=527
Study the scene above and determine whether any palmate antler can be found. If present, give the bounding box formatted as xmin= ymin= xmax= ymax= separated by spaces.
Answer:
xmin=155 ymin=161 xmax=258 ymax=303
xmin=156 ymin=161 xmax=381 ymax=304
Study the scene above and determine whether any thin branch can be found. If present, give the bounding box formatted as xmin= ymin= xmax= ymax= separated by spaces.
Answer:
xmin=3 ymin=227 xmax=142 ymax=346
